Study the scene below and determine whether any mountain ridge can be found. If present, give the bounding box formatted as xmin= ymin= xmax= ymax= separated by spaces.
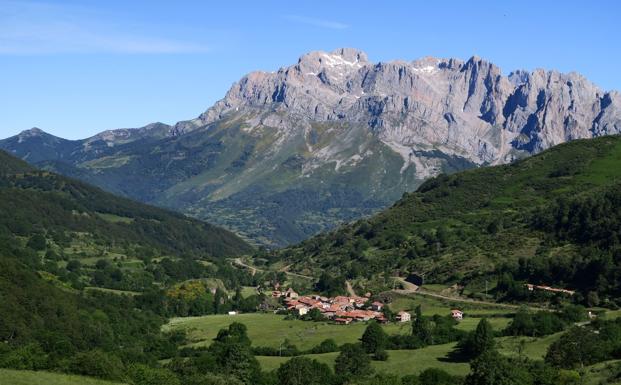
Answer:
xmin=3 ymin=48 xmax=621 ymax=246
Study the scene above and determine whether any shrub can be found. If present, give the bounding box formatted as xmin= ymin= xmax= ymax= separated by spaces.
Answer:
xmin=129 ymin=363 xmax=181 ymax=385
xmin=69 ymin=350 xmax=125 ymax=380
xmin=0 ymin=343 xmax=48 ymax=371
xmin=372 ymin=349 xmax=388 ymax=361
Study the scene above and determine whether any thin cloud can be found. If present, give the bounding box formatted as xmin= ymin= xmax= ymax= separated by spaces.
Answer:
xmin=284 ymin=15 xmax=349 ymax=30
xmin=0 ymin=1 xmax=210 ymax=54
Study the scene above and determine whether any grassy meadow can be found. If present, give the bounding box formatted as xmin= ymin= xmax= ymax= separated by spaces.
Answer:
xmin=257 ymin=343 xmax=470 ymax=376
xmin=165 ymin=290 xmax=618 ymax=377
xmin=165 ymin=313 xmax=412 ymax=350
xmin=0 ymin=369 xmax=125 ymax=385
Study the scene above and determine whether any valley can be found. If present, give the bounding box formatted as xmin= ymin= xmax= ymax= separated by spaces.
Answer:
xmin=2 ymin=7 xmax=621 ymax=382
xmin=2 ymin=132 xmax=621 ymax=385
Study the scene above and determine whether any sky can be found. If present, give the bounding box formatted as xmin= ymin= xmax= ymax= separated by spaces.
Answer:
xmin=0 ymin=0 xmax=619 ymax=139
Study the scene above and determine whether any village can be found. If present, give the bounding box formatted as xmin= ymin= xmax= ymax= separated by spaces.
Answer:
xmin=270 ymin=286 xmax=465 ymax=325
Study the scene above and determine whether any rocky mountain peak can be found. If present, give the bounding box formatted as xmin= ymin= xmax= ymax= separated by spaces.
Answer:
xmin=192 ymin=48 xmax=621 ymax=169
xmin=297 ymin=48 xmax=369 ymax=72
xmin=16 ymin=127 xmax=60 ymax=144
xmin=20 ymin=127 xmax=46 ymax=136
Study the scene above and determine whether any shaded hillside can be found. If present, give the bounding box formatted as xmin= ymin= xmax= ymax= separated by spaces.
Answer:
xmin=277 ymin=135 xmax=621 ymax=299
xmin=0 ymin=150 xmax=34 ymax=174
xmin=0 ymin=150 xmax=252 ymax=259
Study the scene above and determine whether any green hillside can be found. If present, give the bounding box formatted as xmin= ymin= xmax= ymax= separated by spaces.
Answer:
xmin=0 ymin=150 xmax=254 ymax=292
xmin=0 ymin=151 xmax=256 ymax=384
xmin=0 ymin=150 xmax=34 ymax=174
xmin=0 ymin=150 xmax=252 ymax=258
xmin=275 ymin=135 xmax=621 ymax=300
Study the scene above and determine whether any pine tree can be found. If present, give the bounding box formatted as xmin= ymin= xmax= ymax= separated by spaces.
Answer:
xmin=459 ymin=318 xmax=495 ymax=359
xmin=412 ymin=305 xmax=434 ymax=346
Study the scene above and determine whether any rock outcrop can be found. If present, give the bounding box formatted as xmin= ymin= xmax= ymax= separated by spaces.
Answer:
xmin=181 ymin=48 xmax=621 ymax=173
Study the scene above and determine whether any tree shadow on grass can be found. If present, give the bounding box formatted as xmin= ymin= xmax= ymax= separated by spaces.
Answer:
xmin=437 ymin=345 xmax=470 ymax=363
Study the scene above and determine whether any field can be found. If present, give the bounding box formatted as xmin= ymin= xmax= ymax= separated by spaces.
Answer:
xmin=582 ymin=360 xmax=621 ymax=385
xmin=454 ymin=316 xmax=511 ymax=332
xmin=165 ymin=290 xmax=517 ymax=352
xmin=165 ymin=313 xmax=412 ymax=350
xmin=389 ymin=293 xmax=513 ymax=314
xmin=497 ymin=332 xmax=563 ymax=359
xmin=165 ymin=304 xmax=572 ymax=378
xmin=254 ymin=328 xmax=562 ymax=375
xmin=0 ymin=369 xmax=124 ymax=385
xmin=240 ymin=286 xmax=259 ymax=298
xmin=257 ymin=343 xmax=470 ymax=376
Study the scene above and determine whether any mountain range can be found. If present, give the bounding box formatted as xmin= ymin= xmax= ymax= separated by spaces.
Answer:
xmin=3 ymin=48 xmax=621 ymax=246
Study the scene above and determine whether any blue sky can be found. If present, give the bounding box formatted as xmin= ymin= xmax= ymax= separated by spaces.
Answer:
xmin=0 ymin=0 xmax=619 ymax=139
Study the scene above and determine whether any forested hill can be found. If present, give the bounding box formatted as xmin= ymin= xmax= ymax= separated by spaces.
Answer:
xmin=0 ymin=149 xmax=253 ymax=259
xmin=0 ymin=150 xmax=255 ymax=383
xmin=277 ymin=135 xmax=621 ymax=299
xmin=0 ymin=150 xmax=34 ymax=174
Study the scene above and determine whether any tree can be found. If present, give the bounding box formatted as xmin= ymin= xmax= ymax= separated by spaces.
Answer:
xmin=309 ymin=339 xmax=338 ymax=354
xmin=458 ymin=318 xmax=495 ymax=359
xmin=210 ymin=323 xmax=260 ymax=384
xmin=412 ymin=305 xmax=434 ymax=346
xmin=586 ymin=291 xmax=600 ymax=307
xmin=95 ymin=259 xmax=110 ymax=270
xmin=505 ymin=306 xmax=534 ymax=336
xmin=233 ymin=287 xmax=243 ymax=310
xmin=0 ymin=343 xmax=48 ymax=371
xmin=471 ymin=318 xmax=495 ymax=355
xmin=315 ymin=273 xmax=345 ymax=297
xmin=45 ymin=249 xmax=60 ymax=261
xmin=128 ymin=364 xmax=181 ymax=385
xmin=26 ymin=234 xmax=47 ymax=251
xmin=213 ymin=288 xmax=233 ymax=314
xmin=214 ymin=322 xmax=251 ymax=346
xmin=65 ymin=259 xmax=81 ymax=272
xmin=69 ymin=350 xmax=125 ymax=381
xmin=361 ymin=321 xmax=388 ymax=354
xmin=372 ymin=349 xmax=388 ymax=361
xmin=210 ymin=341 xmax=260 ymax=384
xmin=465 ymin=351 xmax=532 ymax=385
xmin=348 ymin=373 xmax=401 ymax=385
xmin=545 ymin=326 xmax=603 ymax=368
xmin=334 ymin=343 xmax=373 ymax=378
xmin=276 ymin=356 xmax=334 ymax=385
xmin=419 ymin=368 xmax=454 ymax=385
xmin=305 ymin=308 xmax=326 ymax=322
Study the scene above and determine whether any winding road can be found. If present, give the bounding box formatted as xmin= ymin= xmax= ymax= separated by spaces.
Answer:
xmin=392 ymin=277 xmax=548 ymax=312
xmin=232 ymin=258 xmax=313 ymax=280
